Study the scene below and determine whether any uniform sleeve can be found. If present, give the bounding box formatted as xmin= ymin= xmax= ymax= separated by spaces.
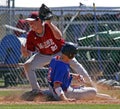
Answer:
xmin=26 ymin=33 xmax=36 ymax=52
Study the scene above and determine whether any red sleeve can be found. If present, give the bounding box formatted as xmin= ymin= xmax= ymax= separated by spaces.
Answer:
xmin=26 ymin=32 xmax=36 ymax=52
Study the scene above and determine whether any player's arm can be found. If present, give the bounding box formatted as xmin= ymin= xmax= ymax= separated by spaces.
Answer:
xmin=22 ymin=34 xmax=36 ymax=58
xmin=39 ymin=4 xmax=62 ymax=40
xmin=70 ymin=73 xmax=85 ymax=83
xmin=21 ymin=43 xmax=32 ymax=58
xmin=45 ymin=20 xmax=62 ymax=40
xmin=54 ymin=82 xmax=67 ymax=101
xmin=70 ymin=73 xmax=95 ymax=87
xmin=54 ymin=82 xmax=75 ymax=101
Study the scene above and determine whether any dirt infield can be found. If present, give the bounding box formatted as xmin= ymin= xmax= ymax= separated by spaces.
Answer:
xmin=0 ymin=85 xmax=120 ymax=104
xmin=0 ymin=95 xmax=120 ymax=105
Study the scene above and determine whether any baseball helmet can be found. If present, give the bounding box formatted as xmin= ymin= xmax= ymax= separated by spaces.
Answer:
xmin=61 ymin=42 xmax=78 ymax=59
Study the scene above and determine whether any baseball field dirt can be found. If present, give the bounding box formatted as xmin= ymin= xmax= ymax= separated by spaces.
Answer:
xmin=0 ymin=84 xmax=120 ymax=104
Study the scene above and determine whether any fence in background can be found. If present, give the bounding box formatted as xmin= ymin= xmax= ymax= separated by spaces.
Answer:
xmin=0 ymin=6 xmax=120 ymax=88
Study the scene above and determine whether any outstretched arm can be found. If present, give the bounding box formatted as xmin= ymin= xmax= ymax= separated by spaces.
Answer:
xmin=54 ymin=82 xmax=76 ymax=101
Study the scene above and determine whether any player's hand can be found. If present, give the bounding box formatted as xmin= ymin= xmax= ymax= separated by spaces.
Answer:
xmin=76 ymin=74 xmax=85 ymax=83
xmin=63 ymin=97 xmax=76 ymax=102
xmin=21 ymin=44 xmax=31 ymax=57
xmin=65 ymin=98 xmax=76 ymax=102
xmin=60 ymin=94 xmax=76 ymax=102
xmin=70 ymin=73 xmax=85 ymax=83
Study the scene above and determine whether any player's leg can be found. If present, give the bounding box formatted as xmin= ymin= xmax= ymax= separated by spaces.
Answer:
xmin=24 ymin=53 xmax=50 ymax=90
xmin=24 ymin=52 xmax=61 ymax=91
xmin=48 ymin=85 xmax=97 ymax=100
xmin=24 ymin=53 xmax=41 ymax=90
xmin=65 ymin=86 xmax=97 ymax=100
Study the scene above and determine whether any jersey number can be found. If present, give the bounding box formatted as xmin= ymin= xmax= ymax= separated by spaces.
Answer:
xmin=51 ymin=44 xmax=57 ymax=52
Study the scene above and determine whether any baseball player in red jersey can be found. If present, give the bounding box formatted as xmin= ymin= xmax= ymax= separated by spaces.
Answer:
xmin=23 ymin=5 xmax=93 ymax=95
xmin=47 ymin=43 xmax=97 ymax=101
xmin=14 ymin=14 xmax=30 ymax=37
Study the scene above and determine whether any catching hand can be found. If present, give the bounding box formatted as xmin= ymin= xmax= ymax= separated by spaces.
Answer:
xmin=39 ymin=4 xmax=53 ymax=21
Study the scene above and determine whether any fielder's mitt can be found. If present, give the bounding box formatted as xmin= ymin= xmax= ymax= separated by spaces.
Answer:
xmin=39 ymin=4 xmax=53 ymax=21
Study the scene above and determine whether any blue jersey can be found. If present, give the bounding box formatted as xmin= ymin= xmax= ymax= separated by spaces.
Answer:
xmin=47 ymin=56 xmax=73 ymax=91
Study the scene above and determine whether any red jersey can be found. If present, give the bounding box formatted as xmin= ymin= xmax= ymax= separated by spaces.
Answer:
xmin=26 ymin=24 xmax=65 ymax=55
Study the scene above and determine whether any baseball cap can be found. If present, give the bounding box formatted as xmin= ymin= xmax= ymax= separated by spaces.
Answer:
xmin=25 ymin=12 xmax=39 ymax=21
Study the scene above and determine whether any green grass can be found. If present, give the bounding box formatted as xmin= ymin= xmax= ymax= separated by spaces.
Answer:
xmin=0 ymin=90 xmax=25 ymax=97
xmin=0 ymin=104 xmax=120 ymax=109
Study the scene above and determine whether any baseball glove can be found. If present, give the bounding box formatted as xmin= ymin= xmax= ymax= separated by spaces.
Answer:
xmin=39 ymin=4 xmax=53 ymax=21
